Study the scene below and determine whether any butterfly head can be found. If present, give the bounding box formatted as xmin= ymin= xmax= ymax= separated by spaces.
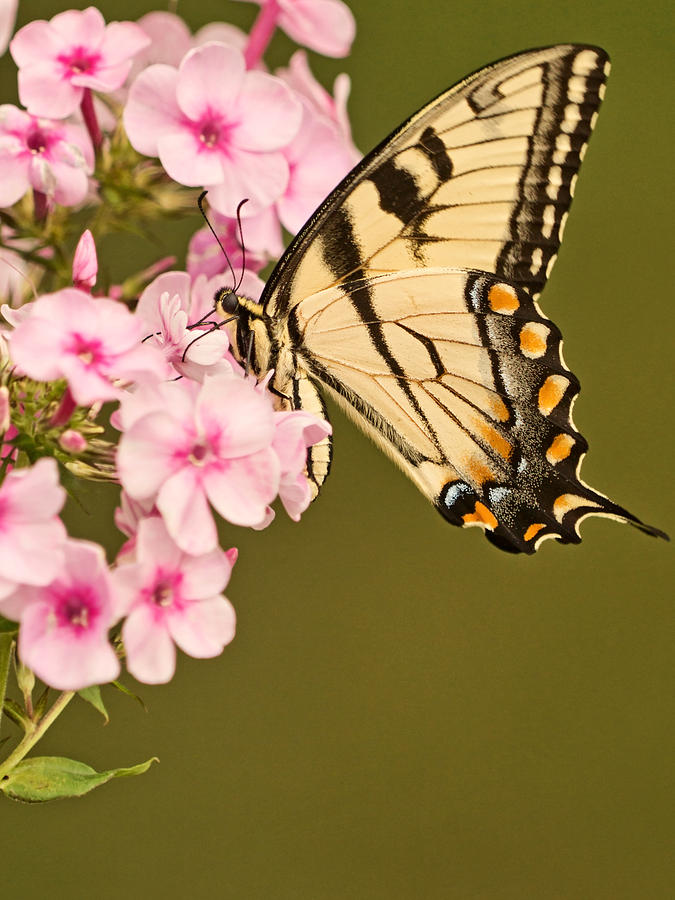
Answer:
xmin=214 ymin=286 xmax=264 ymax=320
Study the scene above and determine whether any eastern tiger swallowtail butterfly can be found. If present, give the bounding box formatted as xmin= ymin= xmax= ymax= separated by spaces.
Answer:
xmin=212 ymin=44 xmax=667 ymax=554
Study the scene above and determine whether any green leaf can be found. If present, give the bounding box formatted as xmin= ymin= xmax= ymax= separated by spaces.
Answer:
xmin=77 ymin=686 xmax=109 ymax=723
xmin=111 ymin=680 xmax=147 ymax=712
xmin=2 ymin=698 xmax=29 ymax=731
xmin=0 ymin=617 xmax=18 ymax=635
xmin=0 ymin=755 xmax=158 ymax=802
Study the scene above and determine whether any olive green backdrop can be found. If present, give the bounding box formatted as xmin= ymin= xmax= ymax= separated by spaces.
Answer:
xmin=1 ymin=1 xmax=673 ymax=897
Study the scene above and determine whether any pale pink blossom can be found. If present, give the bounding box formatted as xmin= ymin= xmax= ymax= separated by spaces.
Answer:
xmin=132 ymin=11 xmax=192 ymax=77
xmin=135 ymin=270 xmax=238 ymax=382
xmin=112 ymin=517 xmax=236 ymax=684
xmin=114 ymin=492 xmax=158 ymax=563
xmin=0 ymin=105 xmax=94 ymax=207
xmin=273 ymin=409 xmax=331 ymax=520
xmin=6 ymin=540 xmax=120 ymax=690
xmin=72 ymin=229 xmax=97 ymax=289
xmin=0 ymin=458 xmax=67 ymax=604
xmin=279 ymin=50 xmax=360 ymax=164
xmin=116 ymin=374 xmax=280 ymax=554
xmin=8 ymin=288 xmax=168 ymax=405
xmin=236 ymin=0 xmax=356 ymax=58
xmin=10 ymin=6 xmax=150 ymax=119
xmin=0 ymin=0 xmax=18 ymax=57
xmin=123 ymin=42 xmax=302 ymax=217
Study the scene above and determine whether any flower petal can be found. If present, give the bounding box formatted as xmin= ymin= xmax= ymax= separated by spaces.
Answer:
xmin=231 ymin=71 xmax=302 ymax=152
xmin=123 ymin=64 xmax=182 ymax=157
xmin=168 ymin=596 xmax=236 ymax=658
xmin=123 ymin=605 xmax=176 ymax=684
xmin=176 ymin=43 xmax=245 ymax=120
xmin=157 ymin=467 xmax=218 ymax=555
xmin=278 ymin=0 xmax=356 ymax=58
xmin=203 ymin=449 xmax=279 ymax=527
xmin=157 ymin=129 xmax=225 ymax=187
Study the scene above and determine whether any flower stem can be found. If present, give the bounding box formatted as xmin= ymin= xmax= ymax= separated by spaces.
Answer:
xmin=0 ymin=634 xmax=13 ymax=737
xmin=80 ymin=88 xmax=102 ymax=150
xmin=244 ymin=0 xmax=279 ymax=69
xmin=0 ymin=690 xmax=74 ymax=779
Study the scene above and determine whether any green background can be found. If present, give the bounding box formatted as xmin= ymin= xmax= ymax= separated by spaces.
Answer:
xmin=1 ymin=0 xmax=673 ymax=897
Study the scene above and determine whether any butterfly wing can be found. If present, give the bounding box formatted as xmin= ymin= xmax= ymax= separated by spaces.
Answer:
xmin=263 ymin=43 xmax=610 ymax=317
xmin=290 ymin=267 xmax=665 ymax=552
xmin=259 ymin=44 xmax=666 ymax=550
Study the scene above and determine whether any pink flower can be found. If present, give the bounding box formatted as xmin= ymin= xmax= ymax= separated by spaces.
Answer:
xmin=135 ymin=270 xmax=237 ymax=382
xmin=114 ymin=492 xmax=158 ymax=563
xmin=72 ymin=228 xmax=97 ymax=289
xmin=0 ymin=0 xmax=18 ymax=57
xmin=0 ymin=105 xmax=94 ymax=207
xmin=10 ymin=6 xmax=150 ymax=119
xmin=236 ymin=0 xmax=356 ymax=58
xmin=273 ymin=409 xmax=332 ymax=520
xmin=280 ymin=50 xmax=360 ymax=165
xmin=112 ymin=518 xmax=236 ymax=684
xmin=0 ymin=458 xmax=67 ymax=604
xmin=123 ymin=42 xmax=302 ymax=217
xmin=8 ymin=288 xmax=168 ymax=405
xmin=6 ymin=540 xmax=120 ymax=691
xmin=116 ymin=374 xmax=280 ymax=554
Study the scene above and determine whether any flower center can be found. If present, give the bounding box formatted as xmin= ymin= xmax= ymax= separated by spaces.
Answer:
xmin=152 ymin=580 xmax=174 ymax=608
xmin=55 ymin=588 xmax=98 ymax=632
xmin=26 ymin=128 xmax=48 ymax=154
xmin=69 ymin=334 xmax=103 ymax=367
xmin=60 ymin=47 xmax=100 ymax=76
xmin=197 ymin=112 xmax=230 ymax=150
xmin=189 ymin=441 xmax=210 ymax=466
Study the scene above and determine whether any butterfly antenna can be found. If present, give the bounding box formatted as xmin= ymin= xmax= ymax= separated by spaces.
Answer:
xmin=234 ymin=198 xmax=249 ymax=293
xmin=197 ymin=190 xmax=237 ymax=291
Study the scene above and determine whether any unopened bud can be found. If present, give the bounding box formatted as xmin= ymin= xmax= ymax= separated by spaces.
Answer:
xmin=59 ymin=429 xmax=87 ymax=453
xmin=72 ymin=229 xmax=98 ymax=290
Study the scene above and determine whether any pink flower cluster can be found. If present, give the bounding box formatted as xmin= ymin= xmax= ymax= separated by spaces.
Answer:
xmin=0 ymin=2 xmax=351 ymax=695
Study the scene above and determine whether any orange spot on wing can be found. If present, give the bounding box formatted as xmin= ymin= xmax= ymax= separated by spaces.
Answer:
xmin=546 ymin=433 xmax=574 ymax=464
xmin=538 ymin=375 xmax=568 ymax=415
xmin=524 ymin=523 xmax=546 ymax=541
xmin=488 ymin=283 xmax=519 ymax=314
xmin=489 ymin=396 xmax=510 ymax=422
xmin=477 ymin=420 xmax=512 ymax=459
xmin=462 ymin=501 xmax=498 ymax=529
xmin=519 ymin=323 xmax=548 ymax=358
xmin=465 ymin=458 xmax=495 ymax=486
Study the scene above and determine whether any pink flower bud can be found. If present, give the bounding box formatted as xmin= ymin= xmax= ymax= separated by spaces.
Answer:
xmin=59 ymin=429 xmax=87 ymax=453
xmin=72 ymin=229 xmax=97 ymax=289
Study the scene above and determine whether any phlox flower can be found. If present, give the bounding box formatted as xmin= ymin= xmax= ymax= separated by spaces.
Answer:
xmin=10 ymin=6 xmax=150 ymax=119
xmin=0 ymin=458 xmax=67 ymax=603
xmin=112 ymin=518 xmax=236 ymax=684
xmin=5 ymin=539 xmax=120 ymax=691
xmin=0 ymin=105 xmax=94 ymax=208
xmin=135 ymin=270 xmax=241 ymax=381
xmin=116 ymin=374 xmax=281 ymax=555
xmin=273 ymin=410 xmax=332 ymax=520
xmin=123 ymin=42 xmax=302 ymax=217
xmin=280 ymin=50 xmax=360 ymax=166
xmin=8 ymin=288 xmax=168 ymax=405
xmin=236 ymin=0 xmax=356 ymax=58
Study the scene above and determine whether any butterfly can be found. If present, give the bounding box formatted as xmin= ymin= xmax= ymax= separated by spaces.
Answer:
xmin=213 ymin=43 xmax=667 ymax=554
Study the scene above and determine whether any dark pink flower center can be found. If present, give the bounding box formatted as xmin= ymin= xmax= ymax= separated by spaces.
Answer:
xmin=195 ymin=111 xmax=231 ymax=151
xmin=55 ymin=586 xmax=100 ymax=632
xmin=25 ymin=127 xmax=51 ymax=155
xmin=68 ymin=334 xmax=104 ymax=367
xmin=189 ymin=441 xmax=211 ymax=466
xmin=152 ymin=579 xmax=175 ymax=608
xmin=59 ymin=47 xmax=101 ymax=78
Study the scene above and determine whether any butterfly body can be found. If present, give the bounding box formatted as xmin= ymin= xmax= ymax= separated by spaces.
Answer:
xmin=219 ymin=44 xmax=667 ymax=553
